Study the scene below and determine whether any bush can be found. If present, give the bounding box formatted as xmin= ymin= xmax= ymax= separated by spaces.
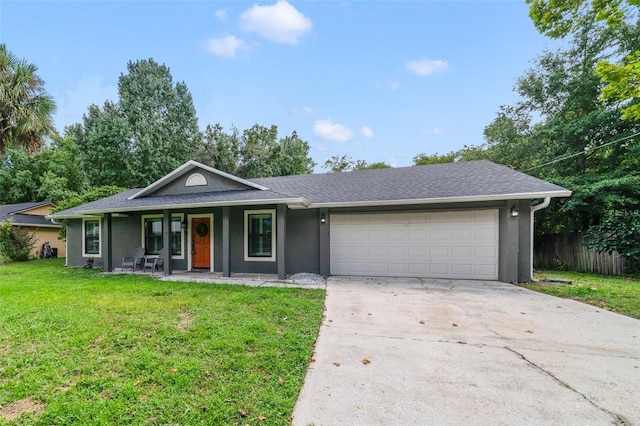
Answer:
xmin=0 ymin=220 xmax=36 ymax=262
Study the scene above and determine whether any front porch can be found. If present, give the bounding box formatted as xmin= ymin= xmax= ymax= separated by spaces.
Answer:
xmin=110 ymin=268 xmax=327 ymax=289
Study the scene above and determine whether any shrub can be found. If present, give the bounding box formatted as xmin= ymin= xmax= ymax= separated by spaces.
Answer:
xmin=0 ymin=220 xmax=36 ymax=262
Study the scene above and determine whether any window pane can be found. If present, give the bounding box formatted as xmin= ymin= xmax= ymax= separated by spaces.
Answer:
xmin=144 ymin=218 xmax=162 ymax=255
xmin=84 ymin=220 xmax=100 ymax=255
xmin=171 ymin=217 xmax=182 ymax=256
xmin=248 ymin=213 xmax=272 ymax=257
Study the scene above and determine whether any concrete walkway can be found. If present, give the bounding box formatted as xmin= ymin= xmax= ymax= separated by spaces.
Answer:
xmin=292 ymin=277 xmax=640 ymax=426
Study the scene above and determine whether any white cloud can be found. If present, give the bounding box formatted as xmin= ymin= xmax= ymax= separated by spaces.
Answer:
xmin=313 ymin=118 xmax=354 ymax=142
xmin=361 ymin=125 xmax=374 ymax=138
xmin=390 ymin=81 xmax=400 ymax=90
xmin=206 ymin=35 xmax=246 ymax=57
xmin=215 ymin=9 xmax=228 ymax=20
xmin=54 ymin=74 xmax=117 ymax=131
xmin=239 ymin=0 xmax=312 ymax=44
xmin=428 ymin=127 xmax=446 ymax=135
xmin=405 ymin=58 xmax=448 ymax=76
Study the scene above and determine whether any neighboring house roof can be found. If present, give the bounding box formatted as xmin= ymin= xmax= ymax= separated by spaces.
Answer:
xmin=49 ymin=160 xmax=571 ymax=219
xmin=0 ymin=202 xmax=60 ymax=227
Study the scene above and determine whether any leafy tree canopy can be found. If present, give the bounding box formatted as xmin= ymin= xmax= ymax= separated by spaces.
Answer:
xmin=322 ymin=155 xmax=391 ymax=172
xmin=527 ymin=0 xmax=640 ymax=120
xmin=460 ymin=15 xmax=640 ymax=235
xmin=70 ymin=58 xmax=202 ymax=188
xmin=195 ymin=124 xmax=315 ymax=178
xmin=413 ymin=152 xmax=458 ymax=166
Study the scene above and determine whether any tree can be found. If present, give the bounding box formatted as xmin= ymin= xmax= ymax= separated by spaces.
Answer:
xmin=413 ymin=152 xmax=457 ymax=166
xmin=196 ymin=123 xmax=240 ymax=175
xmin=196 ymin=124 xmax=315 ymax=178
xmin=0 ymin=44 xmax=56 ymax=155
xmin=322 ymin=155 xmax=354 ymax=172
xmin=527 ymin=0 xmax=640 ymax=120
xmin=72 ymin=58 xmax=203 ymax=188
xmin=68 ymin=102 xmax=133 ymax=187
xmin=119 ymin=59 xmax=202 ymax=185
xmin=0 ymin=219 xmax=36 ymax=262
xmin=464 ymin=16 xmax=640 ymax=234
xmin=354 ymin=161 xmax=391 ymax=170
xmin=585 ymin=210 xmax=640 ymax=262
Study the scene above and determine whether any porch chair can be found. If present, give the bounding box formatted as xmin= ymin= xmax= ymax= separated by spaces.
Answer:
xmin=143 ymin=248 xmax=166 ymax=274
xmin=122 ymin=247 xmax=146 ymax=272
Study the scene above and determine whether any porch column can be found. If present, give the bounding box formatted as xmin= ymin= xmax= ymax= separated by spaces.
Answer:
xmin=162 ymin=210 xmax=172 ymax=276
xmin=222 ymin=206 xmax=230 ymax=277
xmin=319 ymin=208 xmax=330 ymax=277
xmin=277 ymin=204 xmax=286 ymax=280
xmin=104 ymin=213 xmax=113 ymax=272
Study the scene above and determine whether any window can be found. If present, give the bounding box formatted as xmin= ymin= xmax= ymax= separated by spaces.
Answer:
xmin=83 ymin=218 xmax=101 ymax=257
xmin=142 ymin=215 xmax=184 ymax=258
xmin=244 ymin=209 xmax=276 ymax=262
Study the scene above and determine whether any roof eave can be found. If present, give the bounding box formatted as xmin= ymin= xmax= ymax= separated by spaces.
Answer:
xmin=6 ymin=222 xmax=61 ymax=228
xmin=49 ymin=197 xmax=310 ymax=219
xmin=299 ymin=190 xmax=572 ymax=209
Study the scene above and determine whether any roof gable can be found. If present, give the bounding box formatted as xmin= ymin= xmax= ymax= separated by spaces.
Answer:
xmin=128 ymin=161 xmax=268 ymax=200
xmin=0 ymin=202 xmax=59 ymax=227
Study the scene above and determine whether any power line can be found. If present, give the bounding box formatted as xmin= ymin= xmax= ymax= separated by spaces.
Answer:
xmin=522 ymin=130 xmax=640 ymax=172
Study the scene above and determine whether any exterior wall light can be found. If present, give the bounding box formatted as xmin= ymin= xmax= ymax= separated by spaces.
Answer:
xmin=510 ymin=205 xmax=519 ymax=217
xmin=320 ymin=213 xmax=326 ymax=224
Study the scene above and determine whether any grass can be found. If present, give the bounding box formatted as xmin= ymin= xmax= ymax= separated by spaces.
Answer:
xmin=0 ymin=259 xmax=325 ymax=425
xmin=524 ymin=270 xmax=640 ymax=319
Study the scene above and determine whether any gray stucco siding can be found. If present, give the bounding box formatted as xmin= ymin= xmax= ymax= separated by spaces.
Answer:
xmin=151 ymin=169 xmax=253 ymax=196
xmin=285 ymin=209 xmax=320 ymax=275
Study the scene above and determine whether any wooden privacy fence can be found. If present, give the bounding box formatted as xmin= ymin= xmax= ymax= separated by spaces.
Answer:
xmin=534 ymin=232 xmax=638 ymax=275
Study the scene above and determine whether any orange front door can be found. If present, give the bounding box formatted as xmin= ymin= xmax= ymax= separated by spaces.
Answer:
xmin=192 ymin=217 xmax=211 ymax=269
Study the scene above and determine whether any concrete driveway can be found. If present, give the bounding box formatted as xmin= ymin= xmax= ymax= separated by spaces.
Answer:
xmin=292 ymin=277 xmax=639 ymax=426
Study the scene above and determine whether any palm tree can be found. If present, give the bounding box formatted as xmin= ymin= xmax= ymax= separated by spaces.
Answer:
xmin=0 ymin=43 xmax=56 ymax=155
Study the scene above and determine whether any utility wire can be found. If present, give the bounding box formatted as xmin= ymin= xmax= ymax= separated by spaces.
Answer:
xmin=522 ymin=130 xmax=640 ymax=172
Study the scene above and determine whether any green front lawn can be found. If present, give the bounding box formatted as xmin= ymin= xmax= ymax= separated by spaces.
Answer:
xmin=525 ymin=270 xmax=640 ymax=319
xmin=0 ymin=259 xmax=325 ymax=425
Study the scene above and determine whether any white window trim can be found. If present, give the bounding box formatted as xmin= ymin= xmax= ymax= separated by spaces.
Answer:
xmin=141 ymin=214 xmax=185 ymax=260
xmin=82 ymin=218 xmax=101 ymax=258
xmin=244 ymin=209 xmax=276 ymax=262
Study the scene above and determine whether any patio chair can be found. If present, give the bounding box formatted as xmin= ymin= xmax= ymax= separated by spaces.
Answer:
xmin=143 ymin=248 xmax=166 ymax=273
xmin=122 ymin=247 xmax=146 ymax=272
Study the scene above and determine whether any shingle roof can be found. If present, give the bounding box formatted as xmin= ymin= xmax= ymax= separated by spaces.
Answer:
xmin=251 ymin=160 xmax=570 ymax=205
xmin=50 ymin=160 xmax=571 ymax=218
xmin=0 ymin=202 xmax=59 ymax=227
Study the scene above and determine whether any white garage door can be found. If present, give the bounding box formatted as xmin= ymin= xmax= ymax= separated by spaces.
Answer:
xmin=330 ymin=210 xmax=499 ymax=280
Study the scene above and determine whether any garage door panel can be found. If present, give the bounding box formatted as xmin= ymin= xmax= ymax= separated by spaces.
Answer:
xmin=429 ymin=212 xmax=450 ymax=223
xmin=388 ymin=246 xmax=407 ymax=257
xmin=429 ymin=228 xmax=449 ymax=240
xmin=474 ymin=210 xmax=497 ymax=222
xmin=330 ymin=210 xmax=498 ymax=280
xmin=451 ymin=246 xmax=473 ymax=258
xmin=387 ymin=263 xmax=407 ymax=274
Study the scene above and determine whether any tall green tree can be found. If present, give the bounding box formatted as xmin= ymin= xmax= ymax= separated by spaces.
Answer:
xmin=72 ymin=58 xmax=202 ymax=188
xmin=196 ymin=124 xmax=315 ymax=178
xmin=119 ymin=59 xmax=202 ymax=185
xmin=0 ymin=44 xmax=56 ymax=155
xmin=462 ymin=16 xmax=640 ymax=234
xmin=527 ymin=0 xmax=640 ymax=120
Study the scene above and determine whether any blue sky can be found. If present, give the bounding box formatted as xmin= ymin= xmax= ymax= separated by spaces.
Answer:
xmin=1 ymin=1 xmax=561 ymax=169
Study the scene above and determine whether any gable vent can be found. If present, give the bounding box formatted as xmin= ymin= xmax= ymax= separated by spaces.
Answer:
xmin=186 ymin=173 xmax=207 ymax=187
